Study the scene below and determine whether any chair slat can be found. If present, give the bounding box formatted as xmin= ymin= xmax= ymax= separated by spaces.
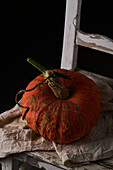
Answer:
xmin=76 ymin=30 xmax=113 ymax=55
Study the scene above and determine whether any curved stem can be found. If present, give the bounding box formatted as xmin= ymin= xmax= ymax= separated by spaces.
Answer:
xmin=27 ymin=58 xmax=70 ymax=100
xmin=15 ymin=76 xmax=51 ymax=120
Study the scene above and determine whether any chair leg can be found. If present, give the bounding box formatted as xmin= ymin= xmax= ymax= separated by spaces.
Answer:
xmin=1 ymin=157 xmax=21 ymax=170
xmin=1 ymin=157 xmax=13 ymax=170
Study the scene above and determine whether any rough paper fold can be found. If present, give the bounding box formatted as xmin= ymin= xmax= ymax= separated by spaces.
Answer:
xmin=0 ymin=104 xmax=54 ymax=158
xmin=53 ymin=110 xmax=113 ymax=167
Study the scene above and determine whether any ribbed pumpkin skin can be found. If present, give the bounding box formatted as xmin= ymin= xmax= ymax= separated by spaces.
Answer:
xmin=21 ymin=69 xmax=100 ymax=144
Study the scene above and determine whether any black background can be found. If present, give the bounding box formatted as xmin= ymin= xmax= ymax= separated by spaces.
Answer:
xmin=0 ymin=0 xmax=113 ymax=113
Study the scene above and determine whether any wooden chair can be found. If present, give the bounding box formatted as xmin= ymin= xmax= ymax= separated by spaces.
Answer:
xmin=61 ymin=0 xmax=113 ymax=71
xmin=0 ymin=0 xmax=113 ymax=169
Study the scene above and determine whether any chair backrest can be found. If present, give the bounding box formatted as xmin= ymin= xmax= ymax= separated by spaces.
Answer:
xmin=61 ymin=0 xmax=113 ymax=71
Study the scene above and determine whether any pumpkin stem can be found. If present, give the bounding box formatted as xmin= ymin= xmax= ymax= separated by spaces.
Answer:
xmin=27 ymin=57 xmax=72 ymax=79
xmin=45 ymin=70 xmax=69 ymax=100
xmin=27 ymin=57 xmax=46 ymax=76
xmin=27 ymin=57 xmax=70 ymax=100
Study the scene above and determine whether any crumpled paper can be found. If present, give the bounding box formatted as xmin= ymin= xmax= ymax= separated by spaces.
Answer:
xmin=0 ymin=70 xmax=113 ymax=167
xmin=54 ymin=110 xmax=113 ymax=167
xmin=53 ymin=71 xmax=113 ymax=167
xmin=0 ymin=104 xmax=54 ymax=158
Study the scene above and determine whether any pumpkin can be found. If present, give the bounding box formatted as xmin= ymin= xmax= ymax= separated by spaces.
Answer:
xmin=20 ymin=58 xmax=100 ymax=144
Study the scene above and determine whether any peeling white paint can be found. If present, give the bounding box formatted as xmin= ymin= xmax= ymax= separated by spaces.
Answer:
xmin=76 ymin=31 xmax=113 ymax=55
xmin=61 ymin=0 xmax=113 ymax=71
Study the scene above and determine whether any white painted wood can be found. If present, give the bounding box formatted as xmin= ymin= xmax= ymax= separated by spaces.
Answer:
xmin=12 ymin=150 xmax=113 ymax=170
xmin=26 ymin=151 xmax=66 ymax=169
xmin=2 ymin=157 xmax=13 ymax=170
xmin=61 ymin=1 xmax=113 ymax=71
xmin=76 ymin=30 xmax=113 ymax=55
xmin=13 ymin=152 xmax=66 ymax=170
xmin=38 ymin=162 xmax=63 ymax=170
xmin=61 ymin=0 xmax=82 ymax=70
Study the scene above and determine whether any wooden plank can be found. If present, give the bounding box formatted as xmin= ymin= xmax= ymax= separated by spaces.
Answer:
xmin=26 ymin=151 xmax=66 ymax=169
xmin=13 ymin=151 xmax=112 ymax=170
xmin=76 ymin=30 xmax=113 ymax=55
xmin=61 ymin=0 xmax=82 ymax=70
xmin=13 ymin=151 xmax=67 ymax=170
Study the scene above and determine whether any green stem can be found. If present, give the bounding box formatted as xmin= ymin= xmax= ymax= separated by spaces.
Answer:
xmin=27 ymin=57 xmax=72 ymax=79
xmin=27 ymin=57 xmax=46 ymax=76
xmin=27 ymin=57 xmax=71 ymax=99
xmin=53 ymin=71 xmax=72 ymax=79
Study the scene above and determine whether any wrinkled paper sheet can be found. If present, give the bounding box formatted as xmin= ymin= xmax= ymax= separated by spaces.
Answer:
xmin=0 ymin=104 xmax=54 ymax=158
xmin=0 ymin=71 xmax=113 ymax=167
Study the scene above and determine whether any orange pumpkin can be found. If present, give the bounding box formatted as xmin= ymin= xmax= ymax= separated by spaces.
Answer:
xmin=20 ymin=58 xmax=100 ymax=144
